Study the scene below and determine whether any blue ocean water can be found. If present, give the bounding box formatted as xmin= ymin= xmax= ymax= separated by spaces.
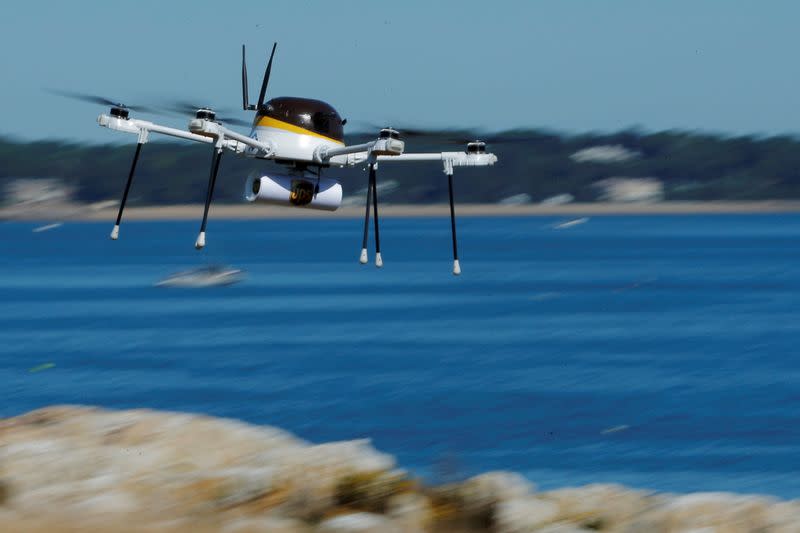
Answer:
xmin=1 ymin=214 xmax=799 ymax=497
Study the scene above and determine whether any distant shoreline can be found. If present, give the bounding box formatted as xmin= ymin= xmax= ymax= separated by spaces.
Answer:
xmin=4 ymin=201 xmax=800 ymax=221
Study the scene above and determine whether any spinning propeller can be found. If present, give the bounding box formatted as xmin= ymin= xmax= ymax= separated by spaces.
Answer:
xmin=163 ymin=101 xmax=252 ymax=127
xmin=46 ymin=89 xmax=156 ymax=113
xmin=363 ymin=124 xmax=534 ymax=149
xmin=46 ymin=89 xmax=156 ymax=119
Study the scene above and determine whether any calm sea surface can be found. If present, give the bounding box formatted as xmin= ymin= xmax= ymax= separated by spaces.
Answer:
xmin=1 ymin=215 xmax=799 ymax=497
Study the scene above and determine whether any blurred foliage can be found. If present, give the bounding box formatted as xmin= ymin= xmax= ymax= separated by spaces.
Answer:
xmin=3 ymin=128 xmax=800 ymax=205
xmin=425 ymin=484 xmax=495 ymax=532
xmin=334 ymin=471 xmax=417 ymax=514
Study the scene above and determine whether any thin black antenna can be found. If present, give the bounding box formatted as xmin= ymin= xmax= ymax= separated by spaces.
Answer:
xmin=256 ymin=42 xmax=277 ymax=109
xmin=242 ymin=45 xmax=250 ymax=110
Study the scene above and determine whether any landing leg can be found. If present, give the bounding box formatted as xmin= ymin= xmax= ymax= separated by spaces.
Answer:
xmin=195 ymin=147 xmax=223 ymax=250
xmin=110 ymin=142 xmax=143 ymax=240
xmin=447 ymin=171 xmax=461 ymax=275
xmin=370 ymin=163 xmax=383 ymax=267
xmin=359 ymin=169 xmax=372 ymax=264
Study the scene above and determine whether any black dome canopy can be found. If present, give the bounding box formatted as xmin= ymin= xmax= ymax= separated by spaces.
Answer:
xmin=258 ymin=97 xmax=344 ymax=142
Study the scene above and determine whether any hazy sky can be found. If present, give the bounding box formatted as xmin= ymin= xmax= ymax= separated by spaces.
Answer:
xmin=2 ymin=0 xmax=799 ymax=142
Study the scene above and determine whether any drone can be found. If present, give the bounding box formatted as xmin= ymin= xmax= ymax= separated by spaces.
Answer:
xmin=60 ymin=43 xmax=497 ymax=275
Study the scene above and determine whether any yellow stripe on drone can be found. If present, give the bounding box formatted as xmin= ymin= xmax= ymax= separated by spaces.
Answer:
xmin=255 ymin=116 xmax=344 ymax=145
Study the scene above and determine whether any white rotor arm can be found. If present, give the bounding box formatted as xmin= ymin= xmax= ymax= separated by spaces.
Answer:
xmin=188 ymin=119 xmax=274 ymax=157
xmin=315 ymin=136 xmax=405 ymax=166
xmin=314 ymin=141 xmax=375 ymax=165
xmin=99 ymin=114 xmax=214 ymax=144
xmin=376 ymin=151 xmax=498 ymax=170
xmin=328 ymin=151 xmax=371 ymax=167
xmin=97 ymin=114 xmax=273 ymax=156
xmin=317 ymin=140 xmax=498 ymax=169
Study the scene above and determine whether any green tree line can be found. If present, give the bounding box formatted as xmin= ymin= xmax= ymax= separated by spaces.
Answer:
xmin=3 ymin=129 xmax=800 ymax=205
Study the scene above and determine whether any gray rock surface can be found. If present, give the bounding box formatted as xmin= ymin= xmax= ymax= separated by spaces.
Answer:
xmin=2 ymin=405 xmax=799 ymax=532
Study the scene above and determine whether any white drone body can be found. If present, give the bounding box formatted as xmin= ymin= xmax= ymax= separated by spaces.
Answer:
xmin=89 ymin=43 xmax=498 ymax=275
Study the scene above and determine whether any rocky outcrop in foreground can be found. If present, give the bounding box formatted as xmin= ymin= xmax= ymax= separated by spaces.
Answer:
xmin=1 ymin=406 xmax=799 ymax=532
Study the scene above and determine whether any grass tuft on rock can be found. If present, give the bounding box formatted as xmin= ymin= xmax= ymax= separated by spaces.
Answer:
xmin=334 ymin=471 xmax=416 ymax=514
xmin=426 ymin=485 xmax=495 ymax=532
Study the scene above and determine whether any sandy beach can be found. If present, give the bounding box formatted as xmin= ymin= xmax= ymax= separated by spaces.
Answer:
xmin=4 ymin=201 xmax=800 ymax=222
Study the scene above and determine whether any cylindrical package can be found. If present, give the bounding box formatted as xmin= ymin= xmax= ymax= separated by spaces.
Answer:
xmin=245 ymin=174 xmax=342 ymax=211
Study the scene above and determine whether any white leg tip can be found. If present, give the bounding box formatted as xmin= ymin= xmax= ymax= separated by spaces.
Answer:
xmin=359 ymin=248 xmax=368 ymax=264
xmin=110 ymin=225 xmax=119 ymax=240
xmin=453 ymin=259 xmax=462 ymax=276
xmin=195 ymin=232 xmax=206 ymax=250
xmin=375 ymin=252 xmax=383 ymax=268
